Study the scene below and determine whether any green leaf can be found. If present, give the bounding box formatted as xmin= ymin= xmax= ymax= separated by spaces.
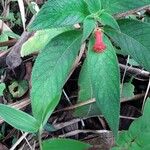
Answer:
xmin=112 ymin=131 xmax=132 ymax=149
xmin=29 ymin=0 xmax=89 ymax=30
xmin=74 ymin=60 xmax=101 ymax=117
xmin=138 ymin=132 xmax=150 ymax=146
xmin=128 ymin=58 xmax=139 ymax=67
xmin=129 ymin=98 xmax=150 ymax=137
xmin=121 ymin=82 xmax=135 ymax=99
xmin=129 ymin=143 xmax=142 ymax=150
xmin=131 ymin=98 xmax=150 ymax=147
xmin=44 ymin=123 xmax=56 ymax=132
xmin=74 ymin=103 xmax=101 ymax=117
xmin=82 ymin=17 xmax=96 ymax=42
xmin=85 ymin=0 xmax=101 ymax=13
xmin=3 ymin=31 xmax=20 ymax=39
xmin=143 ymin=145 xmax=150 ymax=150
xmin=21 ymin=27 xmax=71 ymax=57
xmin=78 ymin=35 xmax=120 ymax=137
xmin=0 ymin=104 xmax=39 ymax=132
xmin=31 ymin=30 xmax=82 ymax=124
xmin=42 ymin=138 xmax=91 ymax=150
xmin=99 ymin=12 xmax=120 ymax=31
xmin=118 ymin=19 xmax=150 ymax=51
xmin=0 ymin=83 xmax=5 ymax=96
xmin=113 ymin=98 xmax=150 ymax=149
xmin=42 ymin=93 xmax=61 ymax=126
xmin=104 ymin=25 xmax=150 ymax=71
xmin=144 ymin=14 xmax=150 ymax=23
xmin=117 ymin=131 xmax=132 ymax=145
xmin=101 ymin=0 xmax=150 ymax=14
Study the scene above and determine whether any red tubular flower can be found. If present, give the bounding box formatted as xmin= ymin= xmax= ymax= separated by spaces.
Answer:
xmin=93 ymin=29 xmax=106 ymax=53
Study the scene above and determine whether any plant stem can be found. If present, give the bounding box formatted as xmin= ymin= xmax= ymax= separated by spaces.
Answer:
xmin=38 ymin=127 xmax=43 ymax=150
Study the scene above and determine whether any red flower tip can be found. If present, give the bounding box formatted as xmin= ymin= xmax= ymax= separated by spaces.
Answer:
xmin=93 ymin=29 xmax=106 ymax=53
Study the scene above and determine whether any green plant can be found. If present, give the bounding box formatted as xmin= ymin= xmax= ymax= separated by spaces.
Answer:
xmin=112 ymin=98 xmax=150 ymax=150
xmin=0 ymin=83 xmax=5 ymax=96
xmin=0 ymin=0 xmax=150 ymax=149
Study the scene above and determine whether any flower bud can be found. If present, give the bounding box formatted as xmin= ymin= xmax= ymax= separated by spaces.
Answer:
xmin=93 ymin=29 xmax=106 ymax=53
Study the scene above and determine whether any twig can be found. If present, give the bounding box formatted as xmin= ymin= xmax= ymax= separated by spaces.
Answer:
xmin=52 ymin=115 xmax=137 ymax=132
xmin=67 ymin=42 xmax=86 ymax=81
xmin=0 ymin=39 xmax=17 ymax=47
xmin=63 ymin=89 xmax=72 ymax=105
xmin=53 ymin=93 xmax=149 ymax=114
xmin=142 ymin=77 xmax=150 ymax=112
xmin=58 ymin=116 xmax=137 ymax=138
xmin=115 ymin=5 xmax=150 ymax=18
xmin=0 ymin=50 xmax=9 ymax=57
xmin=6 ymin=31 xmax=33 ymax=69
xmin=121 ymin=93 xmax=147 ymax=103
xmin=120 ymin=56 xmax=130 ymax=95
xmin=119 ymin=64 xmax=150 ymax=78
xmin=59 ymin=129 xmax=111 ymax=138
xmin=120 ymin=115 xmax=136 ymax=120
xmin=21 ymin=131 xmax=32 ymax=150
xmin=53 ymin=118 xmax=81 ymax=130
xmin=10 ymin=98 xmax=30 ymax=109
xmin=10 ymin=132 xmax=28 ymax=150
xmin=53 ymin=98 xmax=95 ymax=114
